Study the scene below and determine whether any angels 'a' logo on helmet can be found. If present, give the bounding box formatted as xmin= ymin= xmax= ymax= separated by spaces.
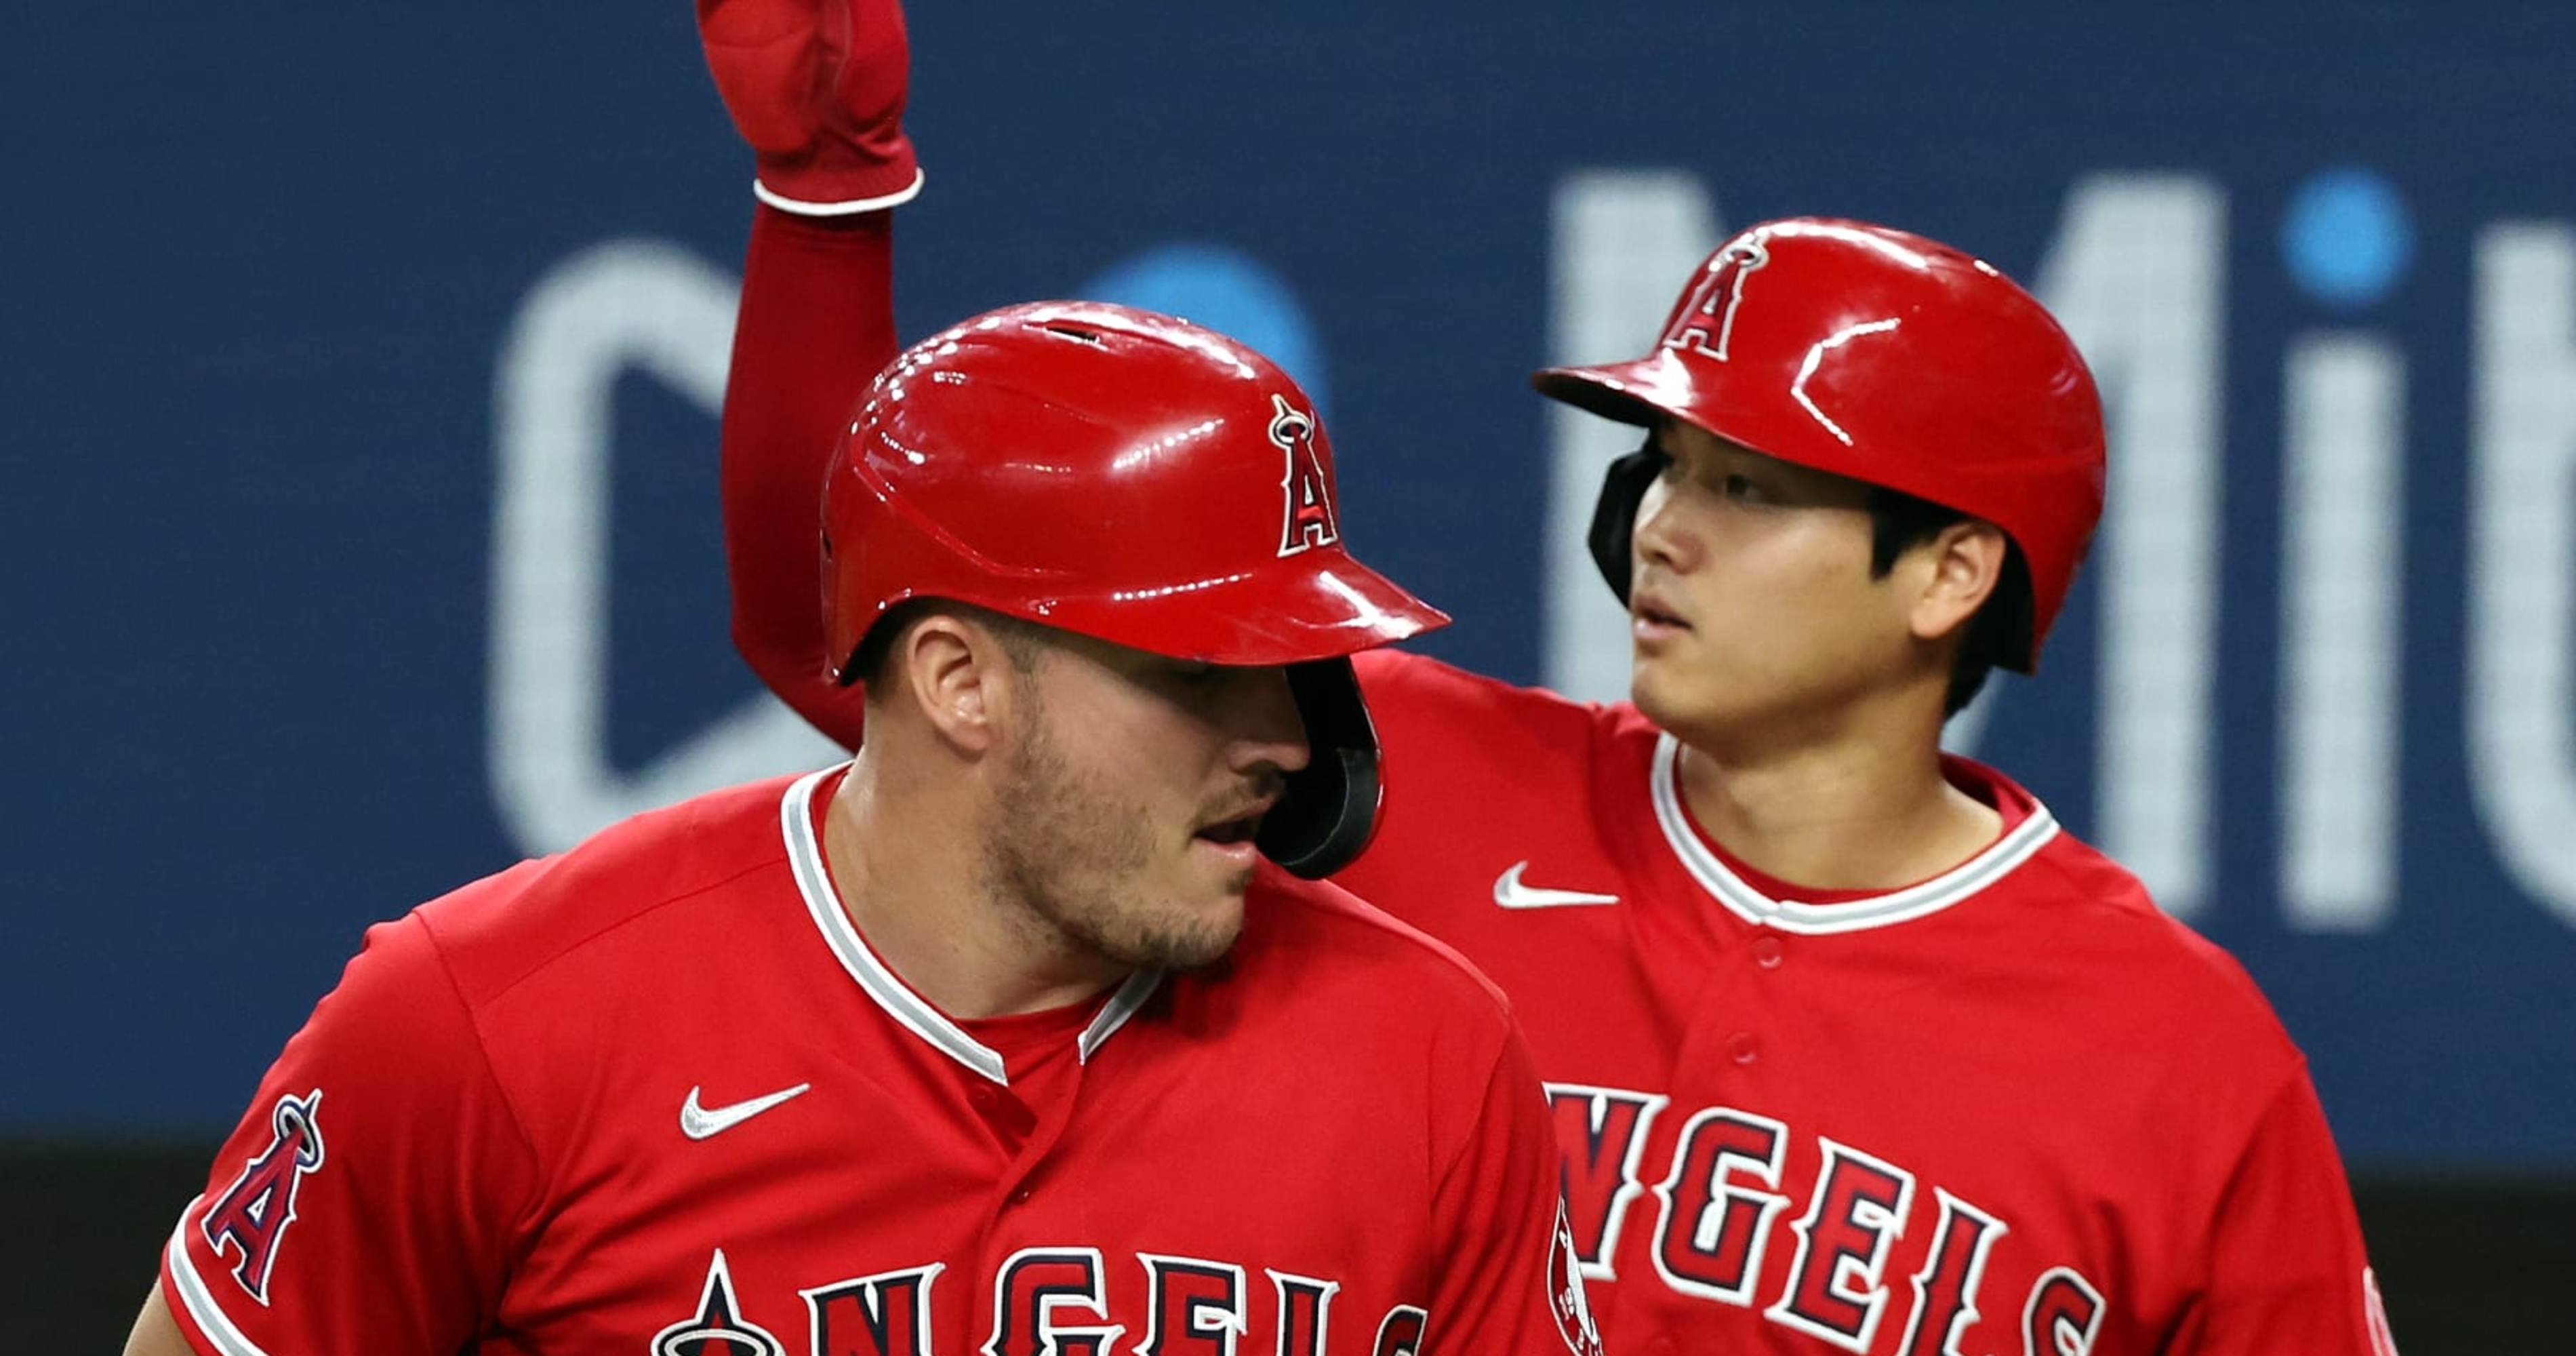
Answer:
xmin=1269 ymin=393 xmax=1340 ymax=557
xmin=1663 ymin=233 xmax=1772 ymax=362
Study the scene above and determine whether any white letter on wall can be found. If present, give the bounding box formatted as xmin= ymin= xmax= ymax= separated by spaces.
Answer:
xmin=2034 ymin=176 xmax=2228 ymax=919
xmin=489 ymin=240 xmax=843 ymax=856
xmin=2280 ymin=335 xmax=2404 ymax=930
xmin=1541 ymin=171 xmax=1721 ymax=705
xmin=2470 ymin=223 xmax=2576 ymax=925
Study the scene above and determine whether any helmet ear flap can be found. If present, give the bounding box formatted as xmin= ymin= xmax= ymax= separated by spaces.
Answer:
xmin=1257 ymin=658 xmax=1383 ymax=879
xmin=1588 ymin=445 xmax=1662 ymax=606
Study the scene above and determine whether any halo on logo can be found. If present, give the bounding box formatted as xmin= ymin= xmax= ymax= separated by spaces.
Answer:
xmin=1664 ymin=231 xmax=1773 ymax=362
xmin=1269 ymin=393 xmax=1340 ymax=557
xmin=654 ymin=1250 xmax=787 ymax=1356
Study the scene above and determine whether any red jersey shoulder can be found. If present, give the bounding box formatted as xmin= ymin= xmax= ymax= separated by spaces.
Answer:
xmin=1992 ymin=784 xmax=2310 ymax=1076
xmin=413 ymin=772 xmax=805 ymax=1006
xmin=1175 ymin=866 xmax=1546 ymax=1218
xmin=1352 ymin=648 xmax=1659 ymax=841
xmin=1356 ymin=647 xmax=1637 ymax=758
xmin=1229 ymin=864 xmax=1518 ymax=1027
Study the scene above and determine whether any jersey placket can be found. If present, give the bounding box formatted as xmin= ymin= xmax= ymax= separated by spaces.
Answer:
xmin=959 ymin=989 xmax=1152 ymax=1351
xmin=782 ymin=765 xmax=1165 ymax=1349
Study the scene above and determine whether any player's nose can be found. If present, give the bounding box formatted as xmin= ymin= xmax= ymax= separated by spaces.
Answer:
xmin=1632 ymin=479 xmax=1704 ymax=576
xmin=1222 ymin=666 xmax=1311 ymax=778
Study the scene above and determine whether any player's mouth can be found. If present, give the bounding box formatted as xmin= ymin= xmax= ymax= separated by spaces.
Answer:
xmin=1631 ymin=589 xmax=1693 ymax=642
xmin=1191 ymin=797 xmax=1276 ymax=869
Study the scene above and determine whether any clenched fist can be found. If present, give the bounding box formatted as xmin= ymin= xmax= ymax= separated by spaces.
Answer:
xmin=698 ymin=0 xmax=921 ymax=214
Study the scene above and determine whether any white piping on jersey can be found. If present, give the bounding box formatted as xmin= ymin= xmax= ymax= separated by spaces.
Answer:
xmin=1647 ymin=732 xmax=2060 ymax=935
xmin=165 ymin=1198 xmax=277 ymax=1356
xmin=780 ymin=767 xmax=1163 ymax=1085
xmin=1081 ymin=969 xmax=1161 ymax=1062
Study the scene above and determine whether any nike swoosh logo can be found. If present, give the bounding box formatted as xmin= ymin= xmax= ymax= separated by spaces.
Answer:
xmin=680 ymin=1083 xmax=812 ymax=1140
xmin=1493 ymin=861 xmax=1622 ymax=909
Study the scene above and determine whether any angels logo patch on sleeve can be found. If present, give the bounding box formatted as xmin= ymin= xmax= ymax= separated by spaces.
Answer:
xmin=199 ymin=1088 xmax=327 ymax=1304
xmin=1549 ymin=1199 xmax=1608 ymax=1356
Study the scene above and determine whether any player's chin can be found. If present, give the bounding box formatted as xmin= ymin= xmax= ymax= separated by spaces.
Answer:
xmin=1133 ymin=898 xmax=1244 ymax=972
xmin=1190 ymin=860 xmax=1257 ymax=921
xmin=1123 ymin=854 xmax=1247 ymax=955
xmin=1629 ymin=629 xmax=1690 ymax=678
xmin=1627 ymin=660 xmax=1695 ymax=729
xmin=1630 ymin=668 xmax=1754 ymax=749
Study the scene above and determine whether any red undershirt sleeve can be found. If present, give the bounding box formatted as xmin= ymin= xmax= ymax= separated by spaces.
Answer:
xmin=721 ymin=203 xmax=898 ymax=751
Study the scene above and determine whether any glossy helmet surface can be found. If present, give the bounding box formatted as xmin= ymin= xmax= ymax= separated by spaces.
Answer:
xmin=1533 ymin=218 xmax=2106 ymax=670
xmin=824 ymin=300 xmax=1448 ymax=875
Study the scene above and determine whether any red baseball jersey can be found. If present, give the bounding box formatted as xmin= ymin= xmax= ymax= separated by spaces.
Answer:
xmin=1332 ymin=652 xmax=2398 ymax=1356
xmin=161 ymin=767 xmax=1603 ymax=1356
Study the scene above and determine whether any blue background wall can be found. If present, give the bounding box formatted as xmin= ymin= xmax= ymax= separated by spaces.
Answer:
xmin=8 ymin=2 xmax=2576 ymax=1189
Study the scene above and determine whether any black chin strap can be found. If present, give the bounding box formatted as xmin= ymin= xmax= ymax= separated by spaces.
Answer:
xmin=1256 ymin=658 xmax=1382 ymax=879
xmin=1588 ymin=444 xmax=1662 ymax=605
xmin=1259 ymin=443 xmax=1656 ymax=879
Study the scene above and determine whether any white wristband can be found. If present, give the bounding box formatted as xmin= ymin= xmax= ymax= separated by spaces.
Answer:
xmin=752 ymin=167 xmax=926 ymax=217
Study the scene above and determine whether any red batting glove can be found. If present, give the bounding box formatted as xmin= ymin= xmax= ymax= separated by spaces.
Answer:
xmin=697 ymin=0 xmax=923 ymax=214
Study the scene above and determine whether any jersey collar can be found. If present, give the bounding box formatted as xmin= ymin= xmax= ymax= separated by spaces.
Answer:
xmin=778 ymin=765 xmax=1163 ymax=1085
xmin=1647 ymin=732 xmax=2061 ymax=934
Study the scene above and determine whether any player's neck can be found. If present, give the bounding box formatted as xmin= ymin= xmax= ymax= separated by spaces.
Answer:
xmin=1672 ymin=699 xmax=2001 ymax=894
xmin=820 ymin=751 xmax=1127 ymax=1020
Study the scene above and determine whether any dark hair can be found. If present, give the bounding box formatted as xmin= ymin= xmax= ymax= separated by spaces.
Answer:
xmin=849 ymin=599 xmax=1051 ymax=692
xmin=1864 ymin=487 xmax=2032 ymax=717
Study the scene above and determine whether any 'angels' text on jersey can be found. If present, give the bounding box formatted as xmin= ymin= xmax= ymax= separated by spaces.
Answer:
xmin=658 ymin=1245 xmax=1430 ymax=1356
xmin=1550 ymin=1083 xmax=2102 ymax=1355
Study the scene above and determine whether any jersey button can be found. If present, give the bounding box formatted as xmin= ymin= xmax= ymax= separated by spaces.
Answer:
xmin=1726 ymin=1031 xmax=1758 ymax=1064
xmin=1752 ymin=935 xmax=1786 ymax=969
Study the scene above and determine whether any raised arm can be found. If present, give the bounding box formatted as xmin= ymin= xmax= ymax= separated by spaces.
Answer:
xmin=699 ymin=0 xmax=919 ymax=749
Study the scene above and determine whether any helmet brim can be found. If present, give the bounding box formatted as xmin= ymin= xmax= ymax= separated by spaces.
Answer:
xmin=1532 ymin=355 xmax=1696 ymax=430
xmin=1031 ymin=549 xmax=1449 ymax=669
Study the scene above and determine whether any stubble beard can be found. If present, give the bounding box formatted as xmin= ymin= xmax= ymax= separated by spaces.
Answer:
xmin=983 ymin=705 xmax=1245 ymax=974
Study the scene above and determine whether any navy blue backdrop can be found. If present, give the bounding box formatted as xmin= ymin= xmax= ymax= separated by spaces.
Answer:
xmin=7 ymin=2 xmax=2575 ymax=1172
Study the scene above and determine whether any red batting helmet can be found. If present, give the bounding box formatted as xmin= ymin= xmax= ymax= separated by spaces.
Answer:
xmin=825 ymin=300 xmax=1448 ymax=877
xmin=1533 ymin=218 xmax=2106 ymax=671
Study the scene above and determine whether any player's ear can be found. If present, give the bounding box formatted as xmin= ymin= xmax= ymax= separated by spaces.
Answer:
xmin=893 ymin=611 xmax=1017 ymax=755
xmin=1906 ymin=519 xmax=2009 ymax=647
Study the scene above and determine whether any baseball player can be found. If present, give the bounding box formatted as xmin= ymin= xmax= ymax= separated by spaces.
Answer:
xmin=705 ymin=5 xmax=2396 ymax=1355
xmin=1339 ymin=226 xmax=2402 ymax=1355
xmin=124 ymin=264 xmax=1603 ymax=1356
